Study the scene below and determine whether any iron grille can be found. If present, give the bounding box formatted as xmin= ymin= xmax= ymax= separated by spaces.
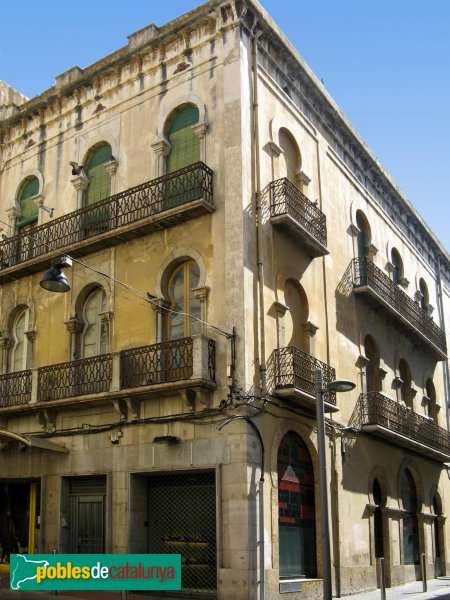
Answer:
xmin=0 ymin=370 xmax=32 ymax=407
xmin=121 ymin=338 xmax=193 ymax=388
xmin=38 ymin=354 xmax=112 ymax=401
xmin=147 ymin=471 xmax=216 ymax=592
xmin=68 ymin=476 xmax=106 ymax=554
xmin=352 ymin=257 xmax=447 ymax=355
xmin=269 ymin=178 xmax=327 ymax=247
xmin=270 ymin=346 xmax=336 ymax=405
xmin=358 ymin=392 xmax=450 ymax=457
xmin=0 ymin=162 xmax=213 ymax=269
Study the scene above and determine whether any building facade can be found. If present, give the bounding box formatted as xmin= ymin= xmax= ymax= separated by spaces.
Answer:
xmin=0 ymin=2 xmax=449 ymax=599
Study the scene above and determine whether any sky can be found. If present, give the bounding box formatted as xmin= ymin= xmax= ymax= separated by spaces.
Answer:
xmin=1 ymin=1 xmax=449 ymax=252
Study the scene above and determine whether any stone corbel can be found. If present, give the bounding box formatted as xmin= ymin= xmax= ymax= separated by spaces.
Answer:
xmin=99 ymin=310 xmax=114 ymax=324
xmin=427 ymin=304 xmax=434 ymax=317
xmin=410 ymin=386 xmax=418 ymax=400
xmin=36 ymin=409 xmax=57 ymax=433
xmin=192 ymin=286 xmax=209 ymax=303
xmin=195 ymin=388 xmax=210 ymax=410
xmin=0 ymin=334 xmax=12 ymax=350
xmin=348 ymin=224 xmax=360 ymax=237
xmin=125 ymin=397 xmax=141 ymax=421
xmin=385 ymin=261 xmax=394 ymax=275
xmin=181 ymin=389 xmax=196 ymax=412
xmin=378 ymin=366 xmax=388 ymax=381
xmin=414 ymin=290 xmax=423 ymax=303
xmin=399 ymin=276 xmax=409 ymax=288
xmin=112 ymin=398 xmax=128 ymax=421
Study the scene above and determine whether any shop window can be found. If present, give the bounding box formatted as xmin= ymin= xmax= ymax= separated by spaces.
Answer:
xmin=147 ymin=471 xmax=216 ymax=592
xmin=278 ymin=431 xmax=316 ymax=579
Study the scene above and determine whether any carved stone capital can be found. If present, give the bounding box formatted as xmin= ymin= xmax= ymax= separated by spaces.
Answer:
xmin=6 ymin=206 xmax=20 ymax=219
xmin=151 ymin=139 xmax=170 ymax=157
xmin=392 ymin=376 xmax=403 ymax=390
xmin=104 ymin=158 xmax=119 ymax=177
xmin=192 ymin=286 xmax=209 ymax=303
xmin=267 ymin=141 xmax=282 ymax=157
xmin=273 ymin=301 xmax=288 ymax=317
xmin=296 ymin=170 xmax=311 ymax=188
xmin=25 ymin=329 xmax=37 ymax=343
xmin=303 ymin=320 xmax=318 ymax=338
xmin=150 ymin=297 xmax=170 ymax=314
xmin=193 ymin=122 xmax=208 ymax=138
xmin=399 ymin=276 xmax=409 ymax=288
xmin=367 ymin=243 xmax=378 ymax=260
xmin=64 ymin=315 xmax=83 ymax=334
xmin=356 ymin=354 xmax=370 ymax=369
xmin=99 ymin=310 xmax=114 ymax=323
xmin=33 ymin=194 xmax=45 ymax=209
xmin=71 ymin=171 xmax=89 ymax=192
xmin=0 ymin=335 xmax=12 ymax=350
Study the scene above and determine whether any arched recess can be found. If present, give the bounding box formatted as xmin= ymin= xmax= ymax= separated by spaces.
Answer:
xmin=67 ymin=281 xmax=113 ymax=360
xmin=155 ymin=249 xmax=209 ymax=342
xmin=278 ymin=128 xmax=301 ymax=183
xmin=418 ymin=278 xmax=429 ymax=313
xmin=390 ymin=247 xmax=404 ymax=285
xmin=398 ymin=359 xmax=413 ymax=409
xmin=277 ymin=430 xmax=317 ymax=579
xmin=430 ymin=486 xmax=445 ymax=576
xmin=13 ymin=169 xmax=44 ymax=225
xmin=83 ymin=142 xmax=114 ymax=207
xmin=425 ymin=378 xmax=438 ymax=423
xmin=400 ymin=468 xmax=420 ymax=565
xmin=283 ymin=279 xmax=309 ymax=352
xmin=355 ymin=210 xmax=371 ymax=258
xmin=364 ymin=335 xmax=381 ymax=393
xmin=8 ymin=305 xmax=34 ymax=372
xmin=153 ymin=93 xmax=207 ymax=174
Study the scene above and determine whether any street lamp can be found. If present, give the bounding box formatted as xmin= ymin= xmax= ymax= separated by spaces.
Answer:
xmin=315 ymin=369 xmax=355 ymax=600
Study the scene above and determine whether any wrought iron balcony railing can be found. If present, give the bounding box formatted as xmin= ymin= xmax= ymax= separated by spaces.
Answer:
xmin=0 ymin=336 xmax=216 ymax=408
xmin=269 ymin=177 xmax=328 ymax=257
xmin=352 ymin=257 xmax=447 ymax=360
xmin=0 ymin=370 xmax=32 ymax=406
xmin=268 ymin=346 xmax=337 ymax=409
xmin=121 ymin=337 xmax=215 ymax=388
xmin=38 ymin=354 xmax=113 ymax=402
xmin=357 ymin=392 xmax=450 ymax=462
xmin=0 ymin=162 xmax=214 ymax=282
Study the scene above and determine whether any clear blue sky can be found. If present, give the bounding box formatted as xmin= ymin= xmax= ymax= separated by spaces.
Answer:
xmin=1 ymin=1 xmax=449 ymax=252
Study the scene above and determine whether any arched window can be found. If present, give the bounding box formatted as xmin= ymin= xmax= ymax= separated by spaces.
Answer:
xmin=278 ymin=128 xmax=301 ymax=184
xmin=425 ymin=379 xmax=437 ymax=422
xmin=391 ymin=248 xmax=403 ymax=285
xmin=364 ymin=336 xmax=381 ymax=393
xmin=419 ymin=278 xmax=429 ymax=312
xmin=373 ymin=478 xmax=384 ymax=559
xmin=398 ymin=359 xmax=412 ymax=408
xmin=356 ymin=210 xmax=371 ymax=258
xmin=432 ymin=493 xmax=442 ymax=567
xmin=81 ymin=288 xmax=108 ymax=358
xmin=84 ymin=143 xmax=113 ymax=207
xmin=166 ymin=260 xmax=201 ymax=340
xmin=10 ymin=309 xmax=32 ymax=372
xmin=278 ymin=431 xmax=316 ymax=579
xmin=17 ymin=177 xmax=39 ymax=229
xmin=166 ymin=106 xmax=200 ymax=173
xmin=283 ymin=279 xmax=309 ymax=352
xmin=401 ymin=469 xmax=419 ymax=565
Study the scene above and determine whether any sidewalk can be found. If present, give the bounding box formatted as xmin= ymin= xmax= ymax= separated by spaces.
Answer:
xmin=341 ymin=577 xmax=450 ymax=600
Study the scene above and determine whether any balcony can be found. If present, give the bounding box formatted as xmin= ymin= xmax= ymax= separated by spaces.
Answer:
xmin=268 ymin=346 xmax=338 ymax=412
xmin=352 ymin=257 xmax=447 ymax=360
xmin=0 ymin=336 xmax=216 ymax=411
xmin=356 ymin=392 xmax=450 ymax=463
xmin=269 ymin=178 xmax=328 ymax=257
xmin=0 ymin=162 xmax=214 ymax=283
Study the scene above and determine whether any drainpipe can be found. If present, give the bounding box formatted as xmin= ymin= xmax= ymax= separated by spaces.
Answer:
xmin=436 ymin=256 xmax=450 ymax=430
xmin=251 ymin=30 xmax=267 ymax=399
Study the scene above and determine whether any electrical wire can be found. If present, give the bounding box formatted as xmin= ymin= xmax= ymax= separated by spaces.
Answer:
xmin=0 ymin=217 xmax=233 ymax=338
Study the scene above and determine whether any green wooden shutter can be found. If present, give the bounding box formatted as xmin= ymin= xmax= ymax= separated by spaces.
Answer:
xmin=167 ymin=107 xmax=200 ymax=173
xmin=17 ymin=177 xmax=39 ymax=228
xmin=85 ymin=144 xmax=112 ymax=206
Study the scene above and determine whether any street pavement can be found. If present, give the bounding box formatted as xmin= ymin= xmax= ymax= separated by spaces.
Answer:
xmin=341 ymin=577 xmax=450 ymax=600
